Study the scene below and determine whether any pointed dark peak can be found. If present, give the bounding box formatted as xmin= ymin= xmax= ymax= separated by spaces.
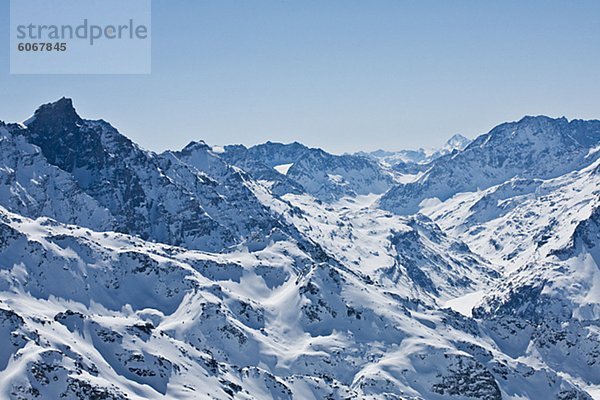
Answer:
xmin=26 ymin=97 xmax=82 ymax=131
xmin=22 ymin=98 xmax=105 ymax=173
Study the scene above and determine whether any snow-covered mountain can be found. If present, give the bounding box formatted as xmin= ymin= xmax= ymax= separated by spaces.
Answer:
xmin=0 ymin=100 xmax=598 ymax=399
xmin=379 ymin=116 xmax=600 ymax=215
xmin=221 ymin=141 xmax=395 ymax=201
xmin=9 ymin=98 xmax=315 ymax=253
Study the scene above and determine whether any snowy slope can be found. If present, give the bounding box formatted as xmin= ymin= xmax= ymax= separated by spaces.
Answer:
xmin=251 ymin=192 xmax=499 ymax=303
xmin=419 ymin=159 xmax=600 ymax=391
xmin=0 ymin=206 xmax=592 ymax=399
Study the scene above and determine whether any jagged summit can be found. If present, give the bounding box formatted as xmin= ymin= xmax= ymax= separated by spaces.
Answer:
xmin=35 ymin=97 xmax=77 ymax=114
xmin=25 ymin=97 xmax=82 ymax=129
xmin=517 ymin=114 xmax=569 ymax=124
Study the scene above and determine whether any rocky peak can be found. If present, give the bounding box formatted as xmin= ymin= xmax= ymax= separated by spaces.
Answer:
xmin=26 ymin=97 xmax=82 ymax=132
xmin=22 ymin=98 xmax=107 ymax=173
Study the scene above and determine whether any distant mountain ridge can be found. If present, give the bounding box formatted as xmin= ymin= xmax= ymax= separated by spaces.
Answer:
xmin=358 ymin=133 xmax=471 ymax=166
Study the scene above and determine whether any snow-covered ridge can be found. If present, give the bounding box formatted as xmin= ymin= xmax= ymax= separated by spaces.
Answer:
xmin=379 ymin=115 xmax=600 ymax=215
xmin=221 ymin=141 xmax=396 ymax=201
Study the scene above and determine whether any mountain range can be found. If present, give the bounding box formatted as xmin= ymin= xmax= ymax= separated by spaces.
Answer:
xmin=0 ymin=98 xmax=598 ymax=399
xmin=358 ymin=133 xmax=472 ymax=166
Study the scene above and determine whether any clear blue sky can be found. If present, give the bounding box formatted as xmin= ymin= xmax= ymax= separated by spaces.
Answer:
xmin=1 ymin=0 xmax=599 ymax=153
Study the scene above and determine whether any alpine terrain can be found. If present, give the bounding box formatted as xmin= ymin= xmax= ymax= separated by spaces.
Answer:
xmin=0 ymin=98 xmax=598 ymax=399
